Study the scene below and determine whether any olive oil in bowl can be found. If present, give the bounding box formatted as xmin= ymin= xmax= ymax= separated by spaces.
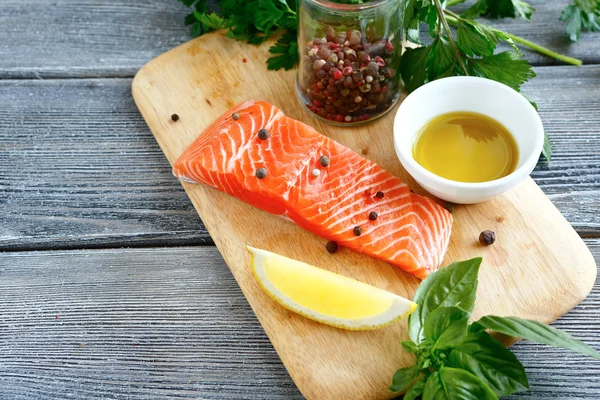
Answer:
xmin=412 ymin=112 xmax=519 ymax=183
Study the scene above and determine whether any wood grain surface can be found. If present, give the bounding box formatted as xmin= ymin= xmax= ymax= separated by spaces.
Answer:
xmin=132 ymin=32 xmax=596 ymax=399
xmin=2 ymin=0 xmax=600 ymax=398
xmin=1 ymin=66 xmax=599 ymax=250
xmin=1 ymin=0 xmax=599 ymax=80
xmin=0 ymin=242 xmax=598 ymax=399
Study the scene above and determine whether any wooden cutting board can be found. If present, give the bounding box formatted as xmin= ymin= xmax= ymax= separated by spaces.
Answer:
xmin=132 ymin=32 xmax=596 ymax=400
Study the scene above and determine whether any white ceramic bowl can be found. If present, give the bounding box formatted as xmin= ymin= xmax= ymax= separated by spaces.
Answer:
xmin=393 ymin=76 xmax=544 ymax=204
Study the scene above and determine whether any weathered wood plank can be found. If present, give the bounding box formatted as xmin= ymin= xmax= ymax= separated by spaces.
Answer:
xmin=0 ymin=242 xmax=598 ymax=399
xmin=0 ymin=78 xmax=211 ymax=250
xmin=0 ymin=0 xmax=599 ymax=80
xmin=453 ymin=0 xmax=600 ymax=66
xmin=0 ymin=0 xmax=190 ymax=79
xmin=1 ymin=65 xmax=598 ymax=250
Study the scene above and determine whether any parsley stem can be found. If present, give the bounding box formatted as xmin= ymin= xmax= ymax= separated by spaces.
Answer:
xmin=499 ymin=32 xmax=582 ymax=66
xmin=443 ymin=10 xmax=583 ymax=66
xmin=446 ymin=0 xmax=465 ymax=6
xmin=433 ymin=0 xmax=469 ymax=75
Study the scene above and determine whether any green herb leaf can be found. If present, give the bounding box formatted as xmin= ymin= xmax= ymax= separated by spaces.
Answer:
xmin=476 ymin=316 xmax=600 ymax=359
xmin=404 ymin=376 xmax=426 ymax=400
xmin=561 ymin=0 xmax=600 ymax=43
xmin=402 ymin=340 xmax=419 ymax=353
xmin=400 ymin=46 xmax=432 ymax=93
xmin=542 ymin=131 xmax=552 ymax=162
xmin=423 ymin=367 xmax=498 ymax=400
xmin=467 ymin=51 xmax=536 ymax=91
xmin=486 ymin=0 xmax=535 ymax=20
xmin=561 ymin=5 xmax=583 ymax=41
xmin=513 ymin=0 xmax=536 ymax=20
xmin=424 ymin=307 xmax=470 ymax=350
xmin=578 ymin=0 xmax=600 ymax=12
xmin=448 ymin=332 xmax=529 ymax=396
xmin=468 ymin=321 xmax=486 ymax=333
xmin=457 ymin=21 xmax=498 ymax=57
xmin=267 ymin=33 xmax=299 ymax=70
xmin=409 ymin=258 xmax=482 ymax=344
xmin=461 ymin=0 xmax=489 ymax=19
xmin=426 ymin=4 xmax=439 ymax=38
xmin=388 ymin=364 xmax=421 ymax=393
xmin=428 ymin=37 xmax=456 ymax=80
xmin=494 ymin=30 xmax=522 ymax=54
xmin=193 ymin=11 xmax=226 ymax=30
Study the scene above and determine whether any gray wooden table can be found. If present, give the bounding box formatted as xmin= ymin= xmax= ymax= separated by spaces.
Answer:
xmin=1 ymin=1 xmax=599 ymax=398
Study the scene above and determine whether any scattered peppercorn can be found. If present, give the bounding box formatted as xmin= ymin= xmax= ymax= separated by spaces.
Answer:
xmin=369 ymin=211 xmax=378 ymax=220
xmin=326 ymin=241 xmax=338 ymax=253
xmin=256 ymin=168 xmax=268 ymax=179
xmin=375 ymin=191 xmax=384 ymax=198
xmin=257 ymin=128 xmax=270 ymax=140
xmin=353 ymin=226 xmax=362 ymax=236
xmin=319 ymin=155 xmax=330 ymax=167
xmin=312 ymin=168 xmax=321 ymax=177
xmin=232 ymin=112 xmax=240 ymax=120
xmin=171 ymin=113 xmax=179 ymax=122
xmin=479 ymin=230 xmax=496 ymax=245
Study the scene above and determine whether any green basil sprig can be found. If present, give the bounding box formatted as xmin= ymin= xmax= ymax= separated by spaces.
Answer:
xmin=390 ymin=258 xmax=600 ymax=398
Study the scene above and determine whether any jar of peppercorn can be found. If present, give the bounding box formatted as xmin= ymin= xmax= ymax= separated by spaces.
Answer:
xmin=296 ymin=0 xmax=402 ymax=125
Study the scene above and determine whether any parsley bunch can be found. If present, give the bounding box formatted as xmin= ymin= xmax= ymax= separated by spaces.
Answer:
xmin=389 ymin=258 xmax=600 ymax=399
xmin=178 ymin=0 xmax=299 ymax=70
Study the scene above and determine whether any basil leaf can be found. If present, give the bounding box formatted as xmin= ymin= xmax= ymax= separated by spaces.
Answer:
xmin=468 ymin=321 xmax=486 ymax=333
xmin=404 ymin=376 xmax=426 ymax=400
xmin=388 ymin=364 xmax=420 ymax=393
xmin=424 ymin=307 xmax=470 ymax=350
xmin=409 ymin=258 xmax=482 ymax=344
xmin=476 ymin=316 xmax=600 ymax=359
xmin=448 ymin=332 xmax=529 ymax=396
xmin=423 ymin=367 xmax=498 ymax=400
xmin=402 ymin=340 xmax=418 ymax=353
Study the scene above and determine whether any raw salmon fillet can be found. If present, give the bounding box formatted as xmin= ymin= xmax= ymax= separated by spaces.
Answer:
xmin=173 ymin=101 xmax=452 ymax=278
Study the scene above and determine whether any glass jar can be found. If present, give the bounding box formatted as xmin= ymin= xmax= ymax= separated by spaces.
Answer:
xmin=295 ymin=0 xmax=402 ymax=126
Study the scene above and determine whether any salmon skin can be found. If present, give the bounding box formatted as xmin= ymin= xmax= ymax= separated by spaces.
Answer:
xmin=173 ymin=101 xmax=452 ymax=278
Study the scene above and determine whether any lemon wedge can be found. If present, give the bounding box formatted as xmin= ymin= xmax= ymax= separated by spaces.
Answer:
xmin=248 ymin=246 xmax=417 ymax=330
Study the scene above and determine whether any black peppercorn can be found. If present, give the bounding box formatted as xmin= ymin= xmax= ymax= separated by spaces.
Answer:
xmin=258 ymin=128 xmax=270 ymax=140
xmin=375 ymin=191 xmax=384 ymax=199
xmin=255 ymin=168 xmax=268 ymax=179
xmin=232 ymin=112 xmax=240 ymax=120
xmin=171 ymin=114 xmax=179 ymax=122
xmin=326 ymin=241 xmax=338 ymax=254
xmin=319 ymin=155 xmax=330 ymax=167
xmin=368 ymin=211 xmax=378 ymax=220
xmin=479 ymin=230 xmax=496 ymax=245
xmin=353 ymin=226 xmax=362 ymax=236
